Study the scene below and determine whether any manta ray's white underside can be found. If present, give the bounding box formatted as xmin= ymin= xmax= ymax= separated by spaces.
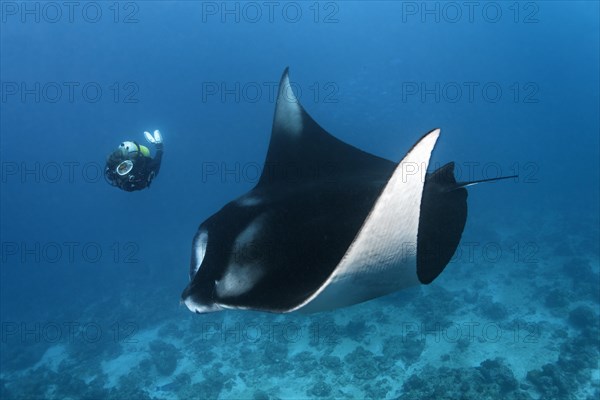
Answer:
xmin=295 ymin=130 xmax=440 ymax=312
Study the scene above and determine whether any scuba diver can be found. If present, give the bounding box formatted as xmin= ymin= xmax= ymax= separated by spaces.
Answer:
xmin=105 ymin=130 xmax=163 ymax=192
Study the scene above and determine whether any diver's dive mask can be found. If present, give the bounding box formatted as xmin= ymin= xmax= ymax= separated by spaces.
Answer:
xmin=116 ymin=160 xmax=134 ymax=176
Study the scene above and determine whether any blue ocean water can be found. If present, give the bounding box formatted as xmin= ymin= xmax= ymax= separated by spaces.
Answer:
xmin=1 ymin=1 xmax=598 ymax=399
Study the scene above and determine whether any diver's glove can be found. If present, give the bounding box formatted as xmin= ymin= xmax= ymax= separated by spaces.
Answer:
xmin=144 ymin=130 xmax=163 ymax=145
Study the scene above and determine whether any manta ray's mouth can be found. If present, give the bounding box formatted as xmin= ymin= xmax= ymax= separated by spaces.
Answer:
xmin=181 ymin=290 xmax=221 ymax=314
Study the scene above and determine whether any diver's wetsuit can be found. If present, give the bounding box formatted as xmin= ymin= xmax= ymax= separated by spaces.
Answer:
xmin=105 ymin=142 xmax=163 ymax=192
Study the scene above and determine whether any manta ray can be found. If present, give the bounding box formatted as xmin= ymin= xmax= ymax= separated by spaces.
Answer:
xmin=182 ymin=68 xmax=514 ymax=314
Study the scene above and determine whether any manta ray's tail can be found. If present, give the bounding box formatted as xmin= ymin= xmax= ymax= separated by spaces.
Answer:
xmin=452 ymin=174 xmax=519 ymax=191
xmin=426 ymin=163 xmax=517 ymax=192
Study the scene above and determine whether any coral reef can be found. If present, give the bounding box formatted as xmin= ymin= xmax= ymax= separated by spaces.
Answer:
xmin=344 ymin=346 xmax=379 ymax=380
xmin=2 ymin=221 xmax=597 ymax=400
xmin=401 ymin=358 xmax=532 ymax=400
xmin=383 ymin=335 xmax=425 ymax=365
xmin=526 ymin=363 xmax=572 ymax=398
xmin=544 ymin=288 xmax=569 ymax=308
xmin=343 ymin=319 xmax=373 ymax=342
xmin=411 ymin=287 xmax=460 ymax=328
xmin=568 ymin=305 xmax=599 ymax=335
xmin=307 ymin=380 xmax=331 ymax=397
xmin=149 ymin=340 xmax=181 ymax=376
xmin=477 ymin=295 xmax=509 ymax=320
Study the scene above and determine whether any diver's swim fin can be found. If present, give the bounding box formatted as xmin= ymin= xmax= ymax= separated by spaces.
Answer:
xmin=144 ymin=130 xmax=163 ymax=144
xmin=153 ymin=130 xmax=162 ymax=144
xmin=144 ymin=131 xmax=156 ymax=143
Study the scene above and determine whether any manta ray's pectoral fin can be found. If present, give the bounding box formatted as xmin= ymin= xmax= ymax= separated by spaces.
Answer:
xmin=257 ymin=67 xmax=394 ymax=187
xmin=417 ymin=162 xmax=467 ymax=284
xmin=416 ymin=164 xmax=518 ymax=284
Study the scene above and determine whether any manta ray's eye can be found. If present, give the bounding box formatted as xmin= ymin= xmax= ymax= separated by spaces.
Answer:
xmin=190 ymin=230 xmax=208 ymax=279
